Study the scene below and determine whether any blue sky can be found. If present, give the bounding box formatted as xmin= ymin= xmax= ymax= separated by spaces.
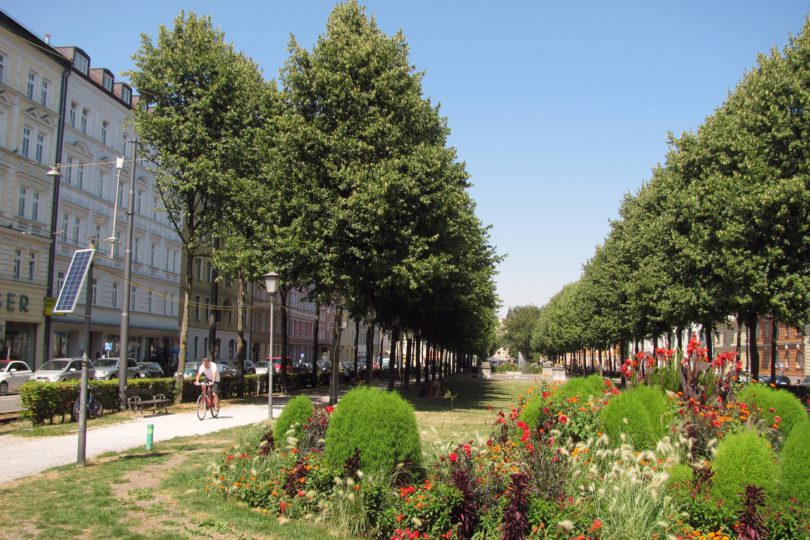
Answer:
xmin=5 ymin=1 xmax=809 ymax=316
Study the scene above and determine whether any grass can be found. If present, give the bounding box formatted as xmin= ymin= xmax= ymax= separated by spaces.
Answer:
xmin=0 ymin=375 xmax=534 ymax=539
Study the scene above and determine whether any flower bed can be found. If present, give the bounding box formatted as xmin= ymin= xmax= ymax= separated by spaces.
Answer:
xmin=211 ymin=345 xmax=809 ymax=539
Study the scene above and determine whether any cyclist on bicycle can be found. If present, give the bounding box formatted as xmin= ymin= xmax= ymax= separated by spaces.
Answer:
xmin=195 ymin=356 xmax=220 ymax=410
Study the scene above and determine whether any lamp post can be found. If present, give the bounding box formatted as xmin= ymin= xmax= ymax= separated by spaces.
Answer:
xmin=44 ymin=166 xmax=62 ymax=369
xmin=264 ymin=271 xmax=280 ymax=419
xmin=118 ymin=141 xmax=137 ymax=408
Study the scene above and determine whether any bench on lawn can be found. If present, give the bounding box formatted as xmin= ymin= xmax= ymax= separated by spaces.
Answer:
xmin=127 ymin=394 xmax=170 ymax=415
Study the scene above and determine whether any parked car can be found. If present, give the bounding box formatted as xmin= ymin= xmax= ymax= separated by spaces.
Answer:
xmin=30 ymin=358 xmax=91 ymax=382
xmin=758 ymin=375 xmax=791 ymax=386
xmin=218 ymin=359 xmax=256 ymax=376
xmin=182 ymin=361 xmax=202 ymax=378
xmin=137 ymin=362 xmax=165 ymax=378
xmin=255 ymin=360 xmax=270 ymax=376
xmin=93 ymin=357 xmax=140 ymax=380
xmin=799 ymin=375 xmax=810 ymax=388
xmin=0 ymin=360 xmax=32 ymax=395
xmin=267 ymin=356 xmax=293 ymax=374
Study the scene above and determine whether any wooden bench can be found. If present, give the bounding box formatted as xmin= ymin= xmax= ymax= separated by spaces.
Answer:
xmin=127 ymin=394 xmax=170 ymax=415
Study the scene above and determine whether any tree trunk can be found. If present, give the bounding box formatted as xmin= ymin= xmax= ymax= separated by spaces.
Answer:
xmin=365 ymin=323 xmax=374 ymax=386
xmin=415 ymin=334 xmax=421 ymax=385
xmin=736 ymin=315 xmax=743 ymax=366
xmin=387 ymin=326 xmax=400 ymax=391
xmin=353 ymin=318 xmax=360 ymax=385
xmin=676 ymin=326 xmax=684 ymax=353
xmin=704 ymin=322 xmax=713 ymax=360
xmin=235 ymin=272 xmax=246 ymax=396
xmin=404 ymin=337 xmax=412 ymax=389
xmin=175 ymin=249 xmax=195 ymax=403
xmin=279 ymin=287 xmax=289 ymax=389
xmin=311 ymin=304 xmax=320 ymax=385
xmin=208 ymin=258 xmax=218 ymax=361
xmin=329 ymin=305 xmax=344 ymax=405
xmin=770 ymin=318 xmax=778 ymax=381
xmin=747 ymin=314 xmax=760 ymax=379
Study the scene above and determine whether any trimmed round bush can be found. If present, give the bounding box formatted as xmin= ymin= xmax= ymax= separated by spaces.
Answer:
xmin=667 ymin=463 xmax=693 ymax=492
xmin=598 ymin=385 xmax=671 ymax=449
xmin=780 ymin=420 xmax=810 ymax=504
xmin=736 ymin=385 xmax=808 ymax=436
xmin=711 ymin=430 xmax=778 ymax=508
xmin=273 ymin=395 xmax=314 ymax=444
xmin=323 ymin=386 xmax=421 ymax=475
xmin=555 ymin=374 xmax=605 ymax=402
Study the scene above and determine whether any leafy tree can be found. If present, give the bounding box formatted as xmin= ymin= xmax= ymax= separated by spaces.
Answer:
xmin=502 ymin=305 xmax=541 ymax=360
xmin=128 ymin=12 xmax=265 ymax=400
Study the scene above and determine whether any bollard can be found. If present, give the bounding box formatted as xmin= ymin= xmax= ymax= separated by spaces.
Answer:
xmin=146 ymin=423 xmax=154 ymax=451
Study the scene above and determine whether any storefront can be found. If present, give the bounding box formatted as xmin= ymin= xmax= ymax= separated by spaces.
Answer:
xmin=0 ymin=287 xmax=45 ymax=370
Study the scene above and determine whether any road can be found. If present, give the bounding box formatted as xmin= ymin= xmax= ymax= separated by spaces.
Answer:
xmin=0 ymin=400 xmax=302 ymax=485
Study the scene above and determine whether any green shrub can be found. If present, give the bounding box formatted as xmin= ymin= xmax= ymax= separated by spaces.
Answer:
xmin=323 ymin=386 xmax=422 ymax=475
xmin=711 ymin=430 xmax=778 ymax=508
xmin=780 ymin=420 xmax=810 ymax=504
xmin=556 ymin=374 xmax=605 ymax=402
xmin=598 ymin=385 xmax=671 ymax=449
xmin=736 ymin=385 xmax=808 ymax=436
xmin=273 ymin=395 xmax=314 ymax=444
xmin=667 ymin=463 xmax=693 ymax=492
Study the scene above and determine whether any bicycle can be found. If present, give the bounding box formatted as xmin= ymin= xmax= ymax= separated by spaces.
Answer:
xmin=195 ymin=381 xmax=220 ymax=420
xmin=72 ymin=388 xmax=103 ymax=422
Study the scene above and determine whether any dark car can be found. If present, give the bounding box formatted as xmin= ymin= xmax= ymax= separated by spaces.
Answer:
xmin=758 ymin=375 xmax=791 ymax=386
xmin=137 ymin=362 xmax=165 ymax=378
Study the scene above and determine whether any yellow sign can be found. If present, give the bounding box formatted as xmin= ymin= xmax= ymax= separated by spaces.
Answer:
xmin=44 ymin=297 xmax=65 ymax=317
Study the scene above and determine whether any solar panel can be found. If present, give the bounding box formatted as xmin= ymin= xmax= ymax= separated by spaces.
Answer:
xmin=53 ymin=249 xmax=96 ymax=313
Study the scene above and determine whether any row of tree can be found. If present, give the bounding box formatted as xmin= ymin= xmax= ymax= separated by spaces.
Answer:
xmin=503 ymin=17 xmax=810 ymax=379
xmin=127 ymin=2 xmax=500 ymax=401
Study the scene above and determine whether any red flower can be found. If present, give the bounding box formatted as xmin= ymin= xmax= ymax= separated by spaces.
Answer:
xmin=558 ymin=414 xmax=568 ymax=424
xmin=462 ymin=444 xmax=472 ymax=457
xmin=325 ymin=405 xmax=334 ymax=414
xmin=449 ymin=452 xmax=458 ymax=463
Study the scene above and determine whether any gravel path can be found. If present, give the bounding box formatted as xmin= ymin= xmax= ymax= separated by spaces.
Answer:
xmin=0 ymin=402 xmax=282 ymax=485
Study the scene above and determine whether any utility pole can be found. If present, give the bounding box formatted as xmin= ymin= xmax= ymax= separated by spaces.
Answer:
xmin=118 ymin=141 xmax=137 ymax=407
xmin=77 ymin=237 xmax=96 ymax=467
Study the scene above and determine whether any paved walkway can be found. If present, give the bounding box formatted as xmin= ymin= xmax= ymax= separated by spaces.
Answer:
xmin=0 ymin=400 xmax=296 ymax=485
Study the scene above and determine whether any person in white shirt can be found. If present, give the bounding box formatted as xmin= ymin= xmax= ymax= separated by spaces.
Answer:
xmin=195 ymin=357 xmax=220 ymax=409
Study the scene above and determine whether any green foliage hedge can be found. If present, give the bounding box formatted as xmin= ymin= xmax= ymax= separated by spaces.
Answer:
xmin=20 ymin=378 xmax=177 ymax=425
xmin=323 ymin=386 xmax=422 ymax=475
xmin=598 ymin=385 xmax=671 ymax=449
xmin=780 ymin=420 xmax=810 ymax=504
xmin=736 ymin=384 xmax=808 ymax=436
xmin=711 ymin=430 xmax=778 ymax=508
xmin=555 ymin=374 xmax=605 ymax=402
xmin=274 ymin=395 xmax=314 ymax=444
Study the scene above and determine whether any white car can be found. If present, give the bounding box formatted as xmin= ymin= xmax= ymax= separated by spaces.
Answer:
xmin=30 ymin=358 xmax=92 ymax=382
xmin=92 ymin=357 xmax=140 ymax=380
xmin=0 ymin=360 xmax=33 ymax=395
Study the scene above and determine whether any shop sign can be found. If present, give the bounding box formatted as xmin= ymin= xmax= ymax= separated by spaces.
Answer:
xmin=0 ymin=293 xmax=29 ymax=313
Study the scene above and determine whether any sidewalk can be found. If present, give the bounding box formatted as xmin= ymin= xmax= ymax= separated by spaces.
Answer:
xmin=0 ymin=400 xmax=295 ymax=485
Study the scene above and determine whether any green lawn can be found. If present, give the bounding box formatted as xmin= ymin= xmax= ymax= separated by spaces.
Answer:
xmin=0 ymin=375 xmax=534 ymax=539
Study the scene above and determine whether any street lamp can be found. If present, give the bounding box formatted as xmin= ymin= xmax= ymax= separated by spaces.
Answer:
xmin=264 ymin=271 xmax=280 ymax=419
xmin=43 ymin=166 xmax=62 ymax=369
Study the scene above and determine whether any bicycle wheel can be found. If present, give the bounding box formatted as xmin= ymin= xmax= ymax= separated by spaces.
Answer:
xmin=210 ymin=394 xmax=220 ymax=418
xmin=91 ymin=400 xmax=103 ymax=418
xmin=196 ymin=394 xmax=207 ymax=420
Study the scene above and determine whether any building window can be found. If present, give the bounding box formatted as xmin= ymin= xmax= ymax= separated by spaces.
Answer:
xmin=28 ymin=252 xmax=35 ymax=281
xmin=0 ymin=53 xmax=5 ymax=82
xmin=69 ymin=103 xmax=77 ymax=127
xmin=76 ymin=163 xmax=84 ymax=190
xmin=18 ymin=187 xmax=26 ymax=217
xmin=136 ymin=190 xmax=143 ymax=214
xmin=13 ymin=249 xmax=21 ymax=280
xmin=80 ymin=109 xmax=88 ymax=134
xmin=195 ymin=295 xmax=200 ymax=320
xmin=74 ymin=53 xmax=88 ymax=75
xmin=61 ymin=214 xmax=68 ymax=241
xmin=21 ymin=127 xmax=31 ymax=157
xmin=193 ymin=337 xmax=199 ymax=360
xmin=91 ymin=279 xmax=98 ymax=305
xmin=121 ymin=86 xmax=131 ymax=105
xmin=147 ymin=291 xmax=153 ymax=313
xmin=130 ymin=287 xmax=137 ymax=311
xmin=150 ymin=242 xmax=156 ymax=267
xmin=112 ymin=282 xmax=118 ymax=308
xmin=101 ymin=121 xmax=108 ymax=145
xmin=134 ymin=238 xmax=140 ymax=262
xmin=57 ymin=271 xmax=65 ymax=293
xmin=35 ymin=133 xmax=45 ymax=163
xmin=205 ymin=298 xmax=210 ymax=320
xmin=97 ymin=171 xmax=105 ymax=198
xmin=65 ymin=157 xmax=73 ymax=185
xmin=73 ymin=217 xmax=80 ymax=244
xmin=27 ymin=72 xmax=36 ymax=99
xmin=195 ymin=259 xmax=202 ymax=281
xmin=117 ymin=181 xmax=124 ymax=206
xmin=94 ymin=222 xmax=101 ymax=242
xmin=102 ymin=73 xmax=113 ymax=92
xmin=32 ymin=192 xmax=40 ymax=221
xmin=40 ymin=79 xmax=49 ymax=107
